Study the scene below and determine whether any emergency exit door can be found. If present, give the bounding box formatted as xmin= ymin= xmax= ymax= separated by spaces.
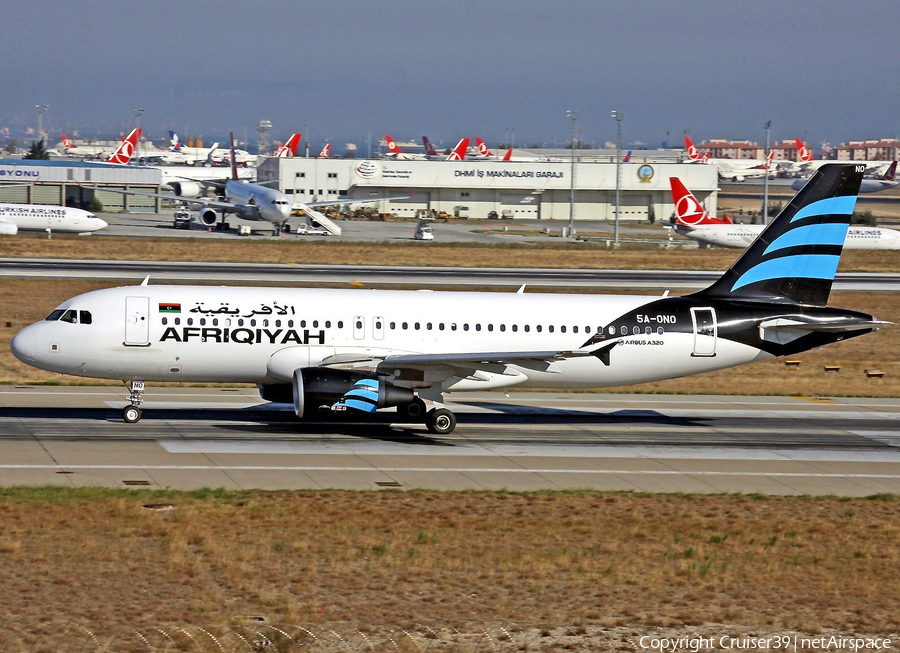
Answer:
xmin=690 ymin=307 xmax=717 ymax=357
xmin=125 ymin=296 xmax=150 ymax=346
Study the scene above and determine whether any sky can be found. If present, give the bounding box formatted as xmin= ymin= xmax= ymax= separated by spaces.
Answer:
xmin=3 ymin=0 xmax=899 ymax=152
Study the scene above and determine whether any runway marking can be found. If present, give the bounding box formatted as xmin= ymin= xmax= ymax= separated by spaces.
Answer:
xmin=1 ymin=464 xmax=899 ymax=479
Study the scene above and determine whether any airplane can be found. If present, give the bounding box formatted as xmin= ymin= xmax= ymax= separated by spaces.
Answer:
xmin=792 ymin=160 xmax=897 ymax=193
xmin=60 ymin=134 xmax=109 ymax=158
xmin=422 ymin=136 xmax=440 ymax=158
xmin=84 ymin=133 xmax=403 ymax=236
xmin=0 ymin=203 xmax=107 ymax=234
xmin=685 ymin=137 xmax=777 ymax=181
xmin=273 ymin=133 xmax=302 ymax=158
xmin=145 ymin=136 xmax=222 ymax=165
xmin=472 ymin=138 xmax=512 ymax=161
xmin=12 ymin=164 xmax=887 ymax=436
xmin=446 ymin=138 xmax=470 ymax=161
xmin=669 ymin=176 xmax=900 ymax=249
xmin=383 ymin=135 xmax=426 ymax=160
xmin=793 ymin=138 xmax=889 ymax=175
xmin=317 ymin=143 xmax=331 ymax=158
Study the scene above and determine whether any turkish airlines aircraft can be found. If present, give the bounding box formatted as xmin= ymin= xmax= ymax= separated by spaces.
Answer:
xmin=383 ymin=135 xmax=426 ymax=160
xmin=273 ymin=134 xmax=302 ymax=158
xmin=669 ymin=176 xmax=900 ymax=249
xmin=0 ymin=204 xmax=107 ymax=235
xmin=685 ymin=137 xmax=777 ymax=181
xmin=793 ymin=160 xmax=898 ymax=194
xmin=106 ymin=129 xmax=142 ymax=165
xmin=317 ymin=143 xmax=331 ymax=158
xmin=12 ymin=165 xmax=887 ymax=434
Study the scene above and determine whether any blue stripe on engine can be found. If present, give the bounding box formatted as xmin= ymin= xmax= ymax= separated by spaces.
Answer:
xmin=732 ymin=254 xmax=841 ymax=291
xmin=790 ymin=195 xmax=857 ymax=223
xmin=356 ymin=379 xmax=378 ymax=388
xmin=341 ymin=398 xmax=378 ymax=413
xmin=764 ymin=223 xmax=849 ymax=255
xmin=346 ymin=388 xmax=379 ymax=402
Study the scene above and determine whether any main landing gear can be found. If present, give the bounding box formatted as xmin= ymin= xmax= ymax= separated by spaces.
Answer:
xmin=122 ymin=380 xmax=145 ymax=423
xmin=398 ymin=399 xmax=458 ymax=435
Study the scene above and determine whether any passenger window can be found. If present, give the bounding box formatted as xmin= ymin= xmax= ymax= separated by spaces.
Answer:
xmin=338 ymin=321 xmax=343 ymax=328
xmin=402 ymin=322 xmax=408 ymax=330
xmin=536 ymin=325 xmax=542 ymax=333
xmin=187 ymin=318 xmax=194 ymax=326
xmin=475 ymin=324 xmax=481 ymax=331
xmin=212 ymin=318 xmax=218 ymax=326
xmin=451 ymin=323 xmax=457 ymax=331
xmin=415 ymin=322 xmax=420 ymax=330
xmin=645 ymin=326 xmax=652 ymax=335
xmin=175 ymin=318 xmax=181 ymax=326
xmin=276 ymin=320 xmax=282 ymax=327
xmin=633 ymin=326 xmax=640 ymax=335
xmin=427 ymin=322 xmax=433 ymax=330
xmin=162 ymin=317 xmax=167 ymax=325
xmin=288 ymin=320 xmax=294 ymax=328
xmin=250 ymin=319 xmax=256 ymax=327
xmin=45 ymin=310 xmax=65 ymax=321
xmin=524 ymin=325 xmax=530 ymax=332
xmin=463 ymin=324 xmax=469 ymax=331
xmin=608 ymin=326 xmax=615 ymax=335
xmin=573 ymin=326 xmax=578 ymax=333
xmin=390 ymin=322 xmax=396 ymax=330
xmin=561 ymin=325 xmax=566 ymax=333
xmin=300 ymin=320 xmax=307 ymax=328
xmin=657 ymin=326 xmax=664 ymax=335
xmin=512 ymin=325 xmax=518 ymax=332
xmin=237 ymin=319 xmax=243 ymax=327
xmin=500 ymin=325 xmax=506 ymax=332
xmin=488 ymin=324 xmax=494 ymax=332
xmin=549 ymin=325 xmax=554 ymax=333
xmin=620 ymin=326 xmax=627 ymax=335
xmin=313 ymin=320 xmax=319 ymax=328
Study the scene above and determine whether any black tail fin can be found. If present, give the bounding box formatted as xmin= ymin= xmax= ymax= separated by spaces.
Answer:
xmin=697 ymin=163 xmax=864 ymax=306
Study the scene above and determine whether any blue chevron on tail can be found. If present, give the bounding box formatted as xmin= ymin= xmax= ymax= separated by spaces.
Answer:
xmin=698 ymin=164 xmax=865 ymax=305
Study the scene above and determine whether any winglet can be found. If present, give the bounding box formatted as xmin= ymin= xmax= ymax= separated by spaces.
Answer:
xmin=140 ymin=275 xmax=150 ymax=286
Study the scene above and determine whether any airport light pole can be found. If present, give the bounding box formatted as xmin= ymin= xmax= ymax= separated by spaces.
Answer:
xmin=133 ymin=108 xmax=144 ymax=162
xmin=366 ymin=124 xmax=371 ymax=158
xmin=35 ymin=105 xmax=48 ymax=146
xmin=612 ymin=110 xmax=623 ymax=246
xmin=763 ymin=120 xmax=772 ymax=224
xmin=567 ymin=110 xmax=577 ymax=238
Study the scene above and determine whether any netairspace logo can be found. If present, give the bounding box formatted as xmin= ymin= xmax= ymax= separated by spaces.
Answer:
xmin=638 ymin=635 xmax=893 ymax=652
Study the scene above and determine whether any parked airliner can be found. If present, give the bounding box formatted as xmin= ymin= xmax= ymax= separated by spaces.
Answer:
xmin=12 ymin=165 xmax=886 ymax=435
xmin=0 ymin=204 xmax=107 ymax=234
xmin=669 ymin=176 xmax=900 ymax=249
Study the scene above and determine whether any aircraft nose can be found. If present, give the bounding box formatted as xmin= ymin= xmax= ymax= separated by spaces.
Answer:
xmin=94 ymin=218 xmax=108 ymax=230
xmin=10 ymin=326 xmax=36 ymax=363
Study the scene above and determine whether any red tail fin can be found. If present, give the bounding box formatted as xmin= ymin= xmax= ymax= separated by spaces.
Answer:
xmin=684 ymin=136 xmax=700 ymax=161
xmin=107 ymin=128 xmax=141 ymax=165
xmin=317 ymin=143 xmax=331 ymax=158
xmin=502 ymin=148 xmax=512 ymax=161
xmin=447 ymin=138 xmax=469 ymax=161
xmin=795 ymin=138 xmax=813 ymax=163
xmin=385 ymin=135 xmax=401 ymax=155
xmin=61 ymin=134 xmax=74 ymax=149
xmin=229 ymin=132 xmax=238 ymax=181
xmin=476 ymin=138 xmax=493 ymax=157
xmin=422 ymin=136 xmax=438 ymax=156
xmin=881 ymin=161 xmax=897 ymax=181
xmin=275 ymin=133 xmax=302 ymax=157
xmin=669 ymin=177 xmax=731 ymax=226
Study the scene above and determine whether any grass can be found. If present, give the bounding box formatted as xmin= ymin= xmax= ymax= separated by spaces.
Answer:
xmin=1 ymin=278 xmax=898 ymax=396
xmin=3 ymin=232 xmax=900 ymax=271
xmin=0 ymin=489 xmax=897 ymax=647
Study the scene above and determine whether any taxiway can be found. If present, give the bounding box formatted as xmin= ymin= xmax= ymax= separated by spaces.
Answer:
xmin=0 ymin=387 xmax=898 ymax=496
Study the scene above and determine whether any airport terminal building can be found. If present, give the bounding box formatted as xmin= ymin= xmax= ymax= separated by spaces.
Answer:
xmin=0 ymin=160 xmax=161 ymax=212
xmin=258 ymin=156 xmax=719 ymax=223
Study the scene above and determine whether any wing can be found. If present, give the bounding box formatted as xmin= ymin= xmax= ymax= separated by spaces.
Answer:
xmin=78 ymin=184 xmax=242 ymax=212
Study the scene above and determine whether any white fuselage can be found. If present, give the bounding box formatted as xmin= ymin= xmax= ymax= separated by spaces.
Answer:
xmin=10 ymin=285 xmax=764 ymax=390
xmin=677 ymin=223 xmax=900 ymax=250
xmin=0 ymin=204 xmax=107 ymax=235
xmin=224 ymin=179 xmax=293 ymax=225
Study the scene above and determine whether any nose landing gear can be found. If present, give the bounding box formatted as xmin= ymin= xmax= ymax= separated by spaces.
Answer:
xmin=122 ymin=380 xmax=145 ymax=423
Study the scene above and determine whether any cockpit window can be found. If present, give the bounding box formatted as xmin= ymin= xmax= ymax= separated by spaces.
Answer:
xmin=45 ymin=310 xmax=65 ymax=321
xmin=79 ymin=311 xmax=92 ymax=325
xmin=60 ymin=310 xmax=78 ymax=324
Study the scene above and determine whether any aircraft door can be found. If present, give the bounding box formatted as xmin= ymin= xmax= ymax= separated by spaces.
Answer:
xmin=125 ymin=296 xmax=150 ymax=346
xmin=353 ymin=315 xmax=365 ymax=340
xmin=690 ymin=307 xmax=717 ymax=357
xmin=373 ymin=316 xmax=385 ymax=341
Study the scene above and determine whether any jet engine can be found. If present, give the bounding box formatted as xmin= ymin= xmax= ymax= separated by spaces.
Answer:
xmin=169 ymin=181 xmax=203 ymax=198
xmin=261 ymin=368 xmax=415 ymax=418
xmin=197 ymin=208 xmax=219 ymax=227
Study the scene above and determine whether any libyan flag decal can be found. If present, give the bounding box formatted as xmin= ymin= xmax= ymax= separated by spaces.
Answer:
xmin=159 ymin=303 xmax=181 ymax=313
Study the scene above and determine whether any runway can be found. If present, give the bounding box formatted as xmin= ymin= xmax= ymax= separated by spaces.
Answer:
xmin=1 ymin=386 xmax=899 ymax=496
xmin=2 ymin=257 xmax=899 ymax=291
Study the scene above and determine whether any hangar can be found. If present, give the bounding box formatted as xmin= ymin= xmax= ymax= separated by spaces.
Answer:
xmin=257 ymin=155 xmax=720 ymax=223
xmin=0 ymin=160 xmax=161 ymax=212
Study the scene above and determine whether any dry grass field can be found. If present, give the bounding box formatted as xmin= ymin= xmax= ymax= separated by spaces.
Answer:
xmin=0 ymin=278 xmax=897 ymax=397
xmin=2 ymin=233 xmax=900 ymax=272
xmin=0 ymin=489 xmax=897 ymax=651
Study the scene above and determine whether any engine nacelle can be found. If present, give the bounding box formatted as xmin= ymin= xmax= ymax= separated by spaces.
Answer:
xmin=197 ymin=208 xmax=219 ymax=226
xmin=289 ymin=368 xmax=414 ymax=418
xmin=169 ymin=181 xmax=203 ymax=198
xmin=0 ymin=221 xmax=18 ymax=235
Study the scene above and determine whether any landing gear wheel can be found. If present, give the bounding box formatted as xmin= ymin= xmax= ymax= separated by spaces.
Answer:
xmin=425 ymin=408 xmax=456 ymax=435
xmin=399 ymin=398 xmax=427 ymax=420
xmin=122 ymin=405 xmax=142 ymax=424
